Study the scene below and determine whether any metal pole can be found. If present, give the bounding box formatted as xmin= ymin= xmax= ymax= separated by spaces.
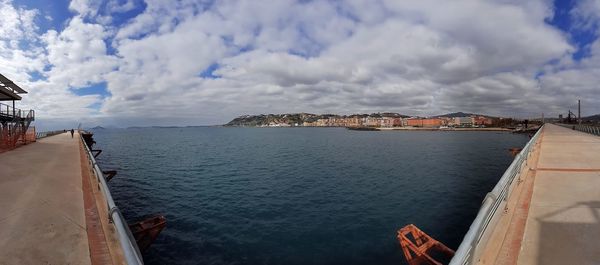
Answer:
xmin=578 ymin=100 xmax=581 ymax=125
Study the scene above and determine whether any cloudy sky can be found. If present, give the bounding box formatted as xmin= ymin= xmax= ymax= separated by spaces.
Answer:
xmin=1 ymin=0 xmax=599 ymax=129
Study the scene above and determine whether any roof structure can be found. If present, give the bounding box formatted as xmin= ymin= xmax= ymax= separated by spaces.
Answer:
xmin=0 ymin=74 xmax=27 ymax=101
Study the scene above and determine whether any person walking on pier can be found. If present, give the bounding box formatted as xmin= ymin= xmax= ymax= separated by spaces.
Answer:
xmin=70 ymin=129 xmax=74 ymax=138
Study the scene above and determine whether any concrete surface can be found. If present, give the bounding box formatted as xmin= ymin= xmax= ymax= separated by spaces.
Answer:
xmin=516 ymin=124 xmax=600 ymax=265
xmin=0 ymin=132 xmax=91 ymax=265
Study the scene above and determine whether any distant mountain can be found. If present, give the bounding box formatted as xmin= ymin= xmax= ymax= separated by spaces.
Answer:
xmin=90 ymin=126 xmax=105 ymax=130
xmin=583 ymin=114 xmax=600 ymax=121
xmin=378 ymin=112 xmax=410 ymax=118
xmin=434 ymin=112 xmax=496 ymax=118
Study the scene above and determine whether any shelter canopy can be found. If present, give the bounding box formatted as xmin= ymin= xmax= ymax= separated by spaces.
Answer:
xmin=0 ymin=74 xmax=26 ymax=101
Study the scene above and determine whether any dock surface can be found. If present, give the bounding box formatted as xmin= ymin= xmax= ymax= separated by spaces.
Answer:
xmin=0 ymin=132 xmax=91 ymax=264
xmin=517 ymin=124 xmax=600 ymax=264
xmin=479 ymin=124 xmax=600 ymax=265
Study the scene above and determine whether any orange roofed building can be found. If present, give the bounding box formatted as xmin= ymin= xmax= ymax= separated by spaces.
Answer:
xmin=405 ymin=118 xmax=445 ymax=128
xmin=473 ymin=116 xmax=493 ymax=126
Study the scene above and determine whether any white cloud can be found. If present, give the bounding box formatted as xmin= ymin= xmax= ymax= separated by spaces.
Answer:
xmin=68 ymin=0 xmax=101 ymax=18
xmin=4 ymin=0 xmax=600 ymax=129
xmin=0 ymin=0 xmax=38 ymax=44
xmin=43 ymin=17 xmax=118 ymax=88
xmin=108 ymin=0 xmax=136 ymax=13
xmin=0 ymin=0 xmax=45 ymax=89
xmin=571 ymin=0 xmax=600 ymax=31
xmin=99 ymin=0 xmax=580 ymax=123
xmin=0 ymin=1 xmax=116 ymax=129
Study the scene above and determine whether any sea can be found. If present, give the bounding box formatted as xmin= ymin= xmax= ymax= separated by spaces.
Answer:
xmin=92 ymin=127 xmax=530 ymax=265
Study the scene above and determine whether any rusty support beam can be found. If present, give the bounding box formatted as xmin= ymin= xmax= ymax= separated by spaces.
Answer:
xmin=397 ymin=224 xmax=455 ymax=265
xmin=128 ymin=215 xmax=167 ymax=252
xmin=92 ymin=149 xmax=102 ymax=158
xmin=102 ymin=170 xmax=117 ymax=182
xmin=509 ymin=148 xmax=522 ymax=157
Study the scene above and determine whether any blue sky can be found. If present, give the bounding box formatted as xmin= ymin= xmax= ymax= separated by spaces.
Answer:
xmin=547 ymin=0 xmax=597 ymax=60
xmin=1 ymin=0 xmax=600 ymax=129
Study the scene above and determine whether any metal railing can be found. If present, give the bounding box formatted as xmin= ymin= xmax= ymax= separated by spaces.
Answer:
xmin=449 ymin=125 xmax=544 ymax=265
xmin=79 ymin=132 xmax=144 ymax=265
xmin=0 ymin=102 xmax=34 ymax=120
xmin=36 ymin=130 xmax=65 ymax=139
xmin=573 ymin=124 xmax=600 ymax=136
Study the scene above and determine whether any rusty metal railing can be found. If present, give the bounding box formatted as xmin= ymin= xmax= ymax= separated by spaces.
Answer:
xmin=79 ymin=132 xmax=144 ymax=265
xmin=449 ymin=125 xmax=543 ymax=265
xmin=0 ymin=102 xmax=34 ymax=120
xmin=0 ymin=108 xmax=35 ymax=150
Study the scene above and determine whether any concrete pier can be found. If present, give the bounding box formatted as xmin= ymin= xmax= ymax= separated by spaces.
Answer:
xmin=478 ymin=124 xmax=600 ymax=265
xmin=0 ymin=132 xmax=91 ymax=264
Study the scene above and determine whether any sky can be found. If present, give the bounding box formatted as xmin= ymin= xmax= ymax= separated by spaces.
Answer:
xmin=1 ymin=0 xmax=600 ymax=129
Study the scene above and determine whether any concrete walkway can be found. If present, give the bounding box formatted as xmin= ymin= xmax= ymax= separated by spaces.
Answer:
xmin=0 ymin=132 xmax=91 ymax=265
xmin=516 ymin=124 xmax=600 ymax=265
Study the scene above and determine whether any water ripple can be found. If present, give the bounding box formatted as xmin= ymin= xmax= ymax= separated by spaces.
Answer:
xmin=93 ymin=127 xmax=529 ymax=265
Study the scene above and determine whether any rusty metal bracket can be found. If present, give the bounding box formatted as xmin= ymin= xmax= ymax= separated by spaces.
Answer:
xmin=91 ymin=149 xmax=102 ymax=158
xmin=102 ymin=170 xmax=117 ymax=182
xmin=397 ymin=224 xmax=455 ymax=265
xmin=128 ymin=215 xmax=167 ymax=252
xmin=108 ymin=206 xmax=119 ymax=223
xmin=484 ymin=192 xmax=498 ymax=204
xmin=508 ymin=148 xmax=522 ymax=157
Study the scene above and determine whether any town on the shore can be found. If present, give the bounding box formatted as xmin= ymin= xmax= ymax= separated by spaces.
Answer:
xmin=225 ymin=112 xmax=528 ymax=129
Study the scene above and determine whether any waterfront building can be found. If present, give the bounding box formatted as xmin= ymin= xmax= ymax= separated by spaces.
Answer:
xmin=473 ymin=116 xmax=492 ymax=126
xmin=334 ymin=117 xmax=348 ymax=126
xmin=268 ymin=122 xmax=290 ymax=127
xmin=454 ymin=117 xmax=474 ymax=127
xmin=345 ymin=117 xmax=362 ymax=127
xmin=439 ymin=117 xmax=454 ymax=126
xmin=405 ymin=118 xmax=444 ymax=128
xmin=329 ymin=117 xmax=337 ymax=126
xmin=446 ymin=118 xmax=458 ymax=126
xmin=365 ymin=117 xmax=379 ymax=127
xmin=380 ymin=117 xmax=394 ymax=127
xmin=316 ymin=118 xmax=329 ymax=126
xmin=361 ymin=117 xmax=368 ymax=126
xmin=392 ymin=118 xmax=403 ymax=127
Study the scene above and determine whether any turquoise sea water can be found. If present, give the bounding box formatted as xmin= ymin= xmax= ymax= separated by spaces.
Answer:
xmin=92 ymin=127 xmax=530 ymax=265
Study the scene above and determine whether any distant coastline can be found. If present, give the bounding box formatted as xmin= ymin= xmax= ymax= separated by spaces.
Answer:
xmin=373 ymin=127 xmax=512 ymax=132
xmin=224 ymin=111 xmax=528 ymax=130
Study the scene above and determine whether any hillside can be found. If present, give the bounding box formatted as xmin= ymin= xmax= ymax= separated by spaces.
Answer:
xmin=434 ymin=112 xmax=496 ymax=118
xmin=225 ymin=113 xmax=318 ymax=126
xmin=225 ymin=112 xmax=409 ymax=126
xmin=583 ymin=114 xmax=600 ymax=121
